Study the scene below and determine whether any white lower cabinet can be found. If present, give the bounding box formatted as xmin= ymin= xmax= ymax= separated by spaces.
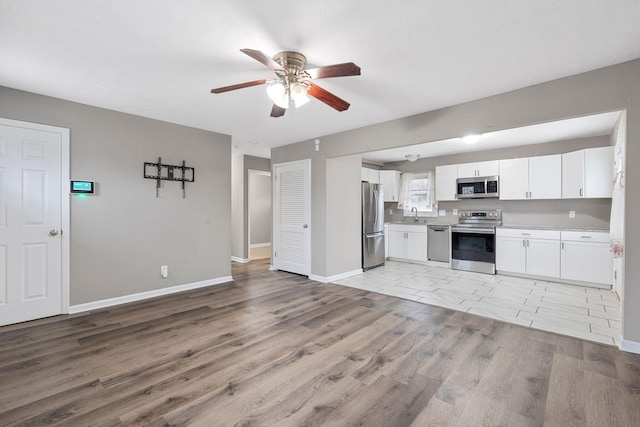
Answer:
xmin=497 ymin=228 xmax=611 ymax=287
xmin=387 ymin=224 xmax=428 ymax=263
xmin=496 ymin=229 xmax=560 ymax=278
xmin=561 ymin=231 xmax=612 ymax=286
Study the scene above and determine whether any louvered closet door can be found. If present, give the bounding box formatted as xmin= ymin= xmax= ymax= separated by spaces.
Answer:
xmin=273 ymin=159 xmax=310 ymax=275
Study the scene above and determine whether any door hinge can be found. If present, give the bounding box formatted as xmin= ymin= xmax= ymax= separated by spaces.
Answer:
xmin=274 ymin=251 xmax=277 ymax=257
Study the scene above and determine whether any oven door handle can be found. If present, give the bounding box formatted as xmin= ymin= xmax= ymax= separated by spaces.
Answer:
xmin=451 ymin=227 xmax=495 ymax=235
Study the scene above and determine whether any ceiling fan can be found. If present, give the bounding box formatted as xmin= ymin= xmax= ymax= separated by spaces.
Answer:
xmin=210 ymin=49 xmax=361 ymax=118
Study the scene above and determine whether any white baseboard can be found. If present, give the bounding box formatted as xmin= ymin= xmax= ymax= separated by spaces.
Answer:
xmin=309 ymin=269 xmax=363 ymax=284
xmin=231 ymin=256 xmax=250 ymax=263
xmin=269 ymin=265 xmax=276 ymax=271
xmin=619 ymin=337 xmax=640 ymax=354
xmin=250 ymin=243 xmax=271 ymax=248
xmin=69 ymin=276 xmax=233 ymax=314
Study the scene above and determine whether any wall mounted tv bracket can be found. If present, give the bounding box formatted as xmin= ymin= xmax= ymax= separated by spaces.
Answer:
xmin=144 ymin=157 xmax=195 ymax=198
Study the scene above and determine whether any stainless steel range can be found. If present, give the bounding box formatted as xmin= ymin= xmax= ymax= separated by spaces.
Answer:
xmin=451 ymin=209 xmax=502 ymax=274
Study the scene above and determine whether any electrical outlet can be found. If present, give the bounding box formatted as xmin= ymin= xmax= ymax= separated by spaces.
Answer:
xmin=161 ymin=265 xmax=168 ymax=278
xmin=453 ymin=209 xmax=458 ymax=215
xmin=569 ymin=211 xmax=576 ymax=218
xmin=389 ymin=209 xmax=393 ymax=215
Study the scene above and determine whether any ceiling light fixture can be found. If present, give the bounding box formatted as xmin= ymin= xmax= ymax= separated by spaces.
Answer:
xmin=462 ymin=134 xmax=481 ymax=144
xmin=405 ymin=154 xmax=420 ymax=162
xmin=266 ymin=79 xmax=310 ymax=109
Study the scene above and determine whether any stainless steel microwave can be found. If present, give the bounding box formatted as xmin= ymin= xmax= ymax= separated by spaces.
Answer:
xmin=456 ymin=176 xmax=499 ymax=199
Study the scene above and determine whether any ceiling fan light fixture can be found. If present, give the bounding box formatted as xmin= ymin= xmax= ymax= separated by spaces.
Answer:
xmin=405 ymin=154 xmax=420 ymax=162
xmin=290 ymin=82 xmax=310 ymax=108
xmin=266 ymin=83 xmax=289 ymax=109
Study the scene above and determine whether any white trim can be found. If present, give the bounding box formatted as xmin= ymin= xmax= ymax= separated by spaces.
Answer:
xmin=619 ymin=337 xmax=640 ymax=354
xmin=309 ymin=269 xmax=363 ymax=284
xmin=269 ymin=265 xmax=276 ymax=271
xmin=0 ymin=118 xmax=71 ymax=315
xmin=231 ymin=256 xmax=250 ymax=263
xmin=496 ymin=270 xmax=612 ymax=290
xmin=250 ymin=242 xmax=271 ymax=248
xmin=69 ymin=276 xmax=233 ymax=314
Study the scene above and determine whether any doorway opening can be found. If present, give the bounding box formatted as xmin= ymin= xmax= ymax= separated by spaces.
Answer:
xmin=248 ymin=170 xmax=272 ymax=261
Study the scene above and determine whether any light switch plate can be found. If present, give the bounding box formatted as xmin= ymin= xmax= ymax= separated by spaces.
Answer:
xmin=439 ymin=209 xmax=446 ymax=216
xmin=453 ymin=209 xmax=458 ymax=215
xmin=569 ymin=211 xmax=576 ymax=218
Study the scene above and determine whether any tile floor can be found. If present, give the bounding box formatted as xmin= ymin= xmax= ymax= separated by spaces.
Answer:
xmin=333 ymin=261 xmax=621 ymax=346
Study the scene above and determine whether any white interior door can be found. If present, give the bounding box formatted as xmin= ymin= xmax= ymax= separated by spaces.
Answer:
xmin=273 ymin=159 xmax=310 ymax=275
xmin=0 ymin=119 xmax=68 ymax=326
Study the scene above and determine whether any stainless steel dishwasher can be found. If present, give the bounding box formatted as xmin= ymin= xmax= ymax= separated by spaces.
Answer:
xmin=427 ymin=225 xmax=450 ymax=262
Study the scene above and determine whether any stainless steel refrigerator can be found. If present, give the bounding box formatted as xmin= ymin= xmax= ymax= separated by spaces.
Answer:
xmin=362 ymin=182 xmax=385 ymax=270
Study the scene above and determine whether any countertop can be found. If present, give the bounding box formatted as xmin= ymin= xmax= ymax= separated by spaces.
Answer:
xmin=386 ymin=222 xmax=609 ymax=232
xmin=498 ymin=224 xmax=610 ymax=232
xmin=387 ymin=221 xmax=455 ymax=226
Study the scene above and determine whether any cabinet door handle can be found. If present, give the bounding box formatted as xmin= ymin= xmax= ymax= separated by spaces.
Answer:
xmin=581 ymin=236 xmax=592 ymax=239
xmin=580 ymin=189 xmax=583 ymax=197
xmin=522 ymin=240 xmax=526 ymax=247
xmin=562 ymin=242 xmax=565 ymax=250
xmin=527 ymin=240 xmax=530 ymax=247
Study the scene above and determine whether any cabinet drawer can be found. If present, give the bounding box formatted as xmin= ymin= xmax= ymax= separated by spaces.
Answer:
xmin=561 ymin=231 xmax=610 ymax=243
xmin=387 ymin=224 xmax=428 ymax=234
xmin=497 ymin=228 xmax=560 ymax=240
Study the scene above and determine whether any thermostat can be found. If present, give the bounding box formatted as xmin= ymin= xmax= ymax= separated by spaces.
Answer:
xmin=70 ymin=180 xmax=95 ymax=195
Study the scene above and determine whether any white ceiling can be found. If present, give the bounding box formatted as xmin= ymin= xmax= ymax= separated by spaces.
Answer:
xmin=363 ymin=111 xmax=622 ymax=163
xmin=1 ymin=1 xmax=639 ymax=159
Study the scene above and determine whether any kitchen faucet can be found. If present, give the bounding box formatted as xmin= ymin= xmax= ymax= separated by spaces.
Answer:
xmin=411 ymin=207 xmax=418 ymax=223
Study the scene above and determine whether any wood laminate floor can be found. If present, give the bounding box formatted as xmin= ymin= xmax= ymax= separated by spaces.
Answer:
xmin=1 ymin=260 xmax=639 ymax=426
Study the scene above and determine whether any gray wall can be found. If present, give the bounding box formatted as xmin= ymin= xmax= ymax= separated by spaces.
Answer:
xmin=231 ymin=153 xmax=244 ymax=259
xmin=272 ymin=58 xmax=640 ymax=344
xmin=249 ymin=173 xmax=271 ymax=245
xmin=231 ymin=154 xmax=270 ymax=260
xmin=326 ymin=155 xmax=362 ymax=277
xmin=382 ymin=136 xmax=612 ymax=228
xmin=383 ymin=135 xmax=611 ymax=172
xmin=0 ymin=86 xmax=232 ymax=305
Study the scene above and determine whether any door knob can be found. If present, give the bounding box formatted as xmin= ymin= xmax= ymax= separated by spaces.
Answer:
xmin=49 ymin=229 xmax=59 ymax=237
xmin=303 ymin=224 xmax=308 ymax=228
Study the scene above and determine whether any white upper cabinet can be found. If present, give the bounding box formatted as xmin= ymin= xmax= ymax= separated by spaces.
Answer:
xmin=499 ymin=158 xmax=529 ymax=200
xmin=361 ymin=167 xmax=380 ymax=184
xmin=562 ymin=146 xmax=613 ymax=198
xmin=499 ymin=154 xmax=561 ymax=200
xmin=379 ymin=170 xmax=401 ymax=202
xmin=457 ymin=160 xmax=499 ymax=178
xmin=528 ymin=154 xmax=562 ymax=199
xmin=435 ymin=164 xmax=458 ymax=201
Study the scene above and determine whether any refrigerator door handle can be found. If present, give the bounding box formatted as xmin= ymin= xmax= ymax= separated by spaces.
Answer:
xmin=373 ymin=189 xmax=379 ymax=226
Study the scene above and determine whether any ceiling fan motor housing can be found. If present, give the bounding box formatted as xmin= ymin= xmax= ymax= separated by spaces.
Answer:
xmin=273 ymin=51 xmax=307 ymax=71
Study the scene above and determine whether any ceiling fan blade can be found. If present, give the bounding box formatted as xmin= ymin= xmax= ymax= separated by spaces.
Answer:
xmin=270 ymin=104 xmax=286 ymax=118
xmin=308 ymin=83 xmax=350 ymax=112
xmin=240 ymin=48 xmax=284 ymax=71
xmin=210 ymin=79 xmax=270 ymax=94
xmin=305 ymin=62 xmax=361 ymax=79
